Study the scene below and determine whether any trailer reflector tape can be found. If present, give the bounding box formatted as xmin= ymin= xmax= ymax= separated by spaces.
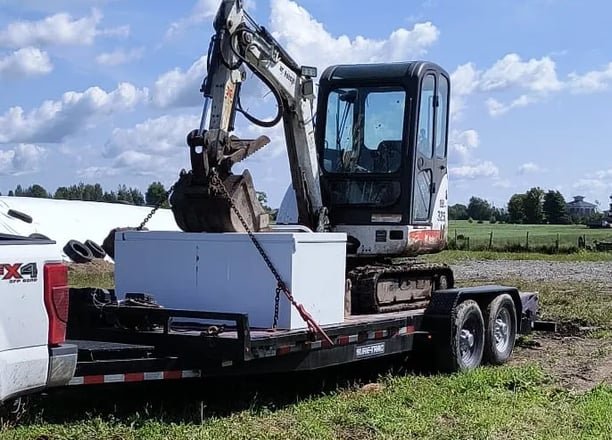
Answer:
xmin=251 ymin=322 xmax=415 ymax=359
xmin=69 ymin=370 xmax=201 ymax=386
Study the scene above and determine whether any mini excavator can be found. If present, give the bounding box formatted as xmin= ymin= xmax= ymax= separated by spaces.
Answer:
xmin=169 ymin=0 xmax=454 ymax=315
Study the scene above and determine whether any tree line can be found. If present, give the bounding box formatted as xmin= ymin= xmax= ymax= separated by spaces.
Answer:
xmin=1 ymin=182 xmax=276 ymax=216
xmin=1 ymin=182 xmax=171 ymax=207
xmin=450 ymin=187 xmax=593 ymax=225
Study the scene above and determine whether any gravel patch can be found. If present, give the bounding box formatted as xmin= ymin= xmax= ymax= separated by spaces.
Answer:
xmin=451 ymin=260 xmax=612 ymax=284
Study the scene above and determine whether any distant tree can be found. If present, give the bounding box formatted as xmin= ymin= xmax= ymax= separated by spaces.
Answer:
xmin=53 ymin=186 xmax=70 ymax=199
xmin=8 ymin=190 xmax=14 ymax=197
xmin=448 ymin=203 xmax=469 ymax=220
xmin=507 ymin=193 xmax=526 ymax=223
xmin=256 ymin=191 xmax=277 ymax=220
xmin=467 ymin=196 xmax=492 ymax=221
xmin=543 ymin=190 xmax=568 ymax=224
xmin=116 ymin=185 xmax=134 ymax=204
xmin=523 ymin=187 xmax=545 ymax=224
xmin=130 ymin=188 xmax=145 ymax=206
xmin=14 ymin=185 xmax=24 ymax=196
xmin=24 ymin=184 xmax=50 ymax=198
xmin=102 ymin=191 xmax=118 ymax=203
xmin=146 ymin=182 xmax=169 ymax=207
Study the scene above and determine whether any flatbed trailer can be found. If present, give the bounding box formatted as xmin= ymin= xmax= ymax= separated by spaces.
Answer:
xmin=62 ymin=285 xmax=541 ymax=388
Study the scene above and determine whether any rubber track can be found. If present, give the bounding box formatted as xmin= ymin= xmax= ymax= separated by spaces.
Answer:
xmin=348 ymin=261 xmax=455 ymax=314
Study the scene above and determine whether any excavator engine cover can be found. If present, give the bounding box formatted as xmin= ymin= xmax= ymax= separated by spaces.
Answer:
xmin=170 ymin=169 xmax=270 ymax=233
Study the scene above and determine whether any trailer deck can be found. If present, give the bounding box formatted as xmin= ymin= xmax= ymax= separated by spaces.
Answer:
xmin=64 ymin=285 xmax=540 ymax=387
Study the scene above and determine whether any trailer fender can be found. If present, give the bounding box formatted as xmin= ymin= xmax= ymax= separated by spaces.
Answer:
xmin=423 ymin=285 xmax=528 ymax=338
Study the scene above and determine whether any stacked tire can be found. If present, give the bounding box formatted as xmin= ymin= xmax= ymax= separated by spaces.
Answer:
xmin=63 ymin=239 xmax=107 ymax=263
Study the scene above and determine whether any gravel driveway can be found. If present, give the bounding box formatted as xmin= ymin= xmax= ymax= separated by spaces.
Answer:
xmin=451 ymin=260 xmax=612 ymax=284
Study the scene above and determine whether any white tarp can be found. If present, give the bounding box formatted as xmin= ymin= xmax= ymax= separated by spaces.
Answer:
xmin=0 ymin=196 xmax=181 ymax=262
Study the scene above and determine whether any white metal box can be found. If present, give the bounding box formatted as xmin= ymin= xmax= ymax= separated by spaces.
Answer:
xmin=114 ymin=231 xmax=347 ymax=330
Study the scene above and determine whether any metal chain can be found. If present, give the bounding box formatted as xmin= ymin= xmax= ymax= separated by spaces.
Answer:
xmin=273 ymin=286 xmax=281 ymax=328
xmin=137 ymin=184 xmax=176 ymax=231
xmin=209 ymin=169 xmax=333 ymax=345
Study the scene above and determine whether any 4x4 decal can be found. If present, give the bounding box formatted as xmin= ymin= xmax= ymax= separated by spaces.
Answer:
xmin=0 ymin=263 xmax=38 ymax=283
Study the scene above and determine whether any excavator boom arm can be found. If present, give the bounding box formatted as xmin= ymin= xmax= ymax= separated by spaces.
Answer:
xmin=170 ymin=0 xmax=324 ymax=232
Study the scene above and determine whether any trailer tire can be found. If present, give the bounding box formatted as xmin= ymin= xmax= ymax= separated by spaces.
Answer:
xmin=84 ymin=239 xmax=106 ymax=259
xmin=436 ymin=299 xmax=485 ymax=373
xmin=483 ymin=294 xmax=517 ymax=365
xmin=63 ymin=239 xmax=93 ymax=264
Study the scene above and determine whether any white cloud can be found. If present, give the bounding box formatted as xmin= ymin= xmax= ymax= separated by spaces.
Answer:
xmin=449 ymin=129 xmax=479 ymax=159
xmin=450 ymin=161 xmax=499 ymax=179
xmin=517 ymin=162 xmax=542 ymax=174
xmin=166 ymin=0 xmax=256 ymax=39
xmin=479 ymin=53 xmax=563 ymax=93
xmin=78 ymin=151 xmax=177 ymax=179
xmin=0 ymin=9 xmax=128 ymax=48
xmin=0 ymin=82 xmax=149 ymax=143
xmin=151 ymin=55 xmax=207 ymax=108
xmin=103 ymin=114 xmax=200 ymax=157
xmin=0 ymin=47 xmax=53 ymax=78
xmin=455 ymin=54 xmax=612 ymax=116
xmin=568 ymin=62 xmax=612 ymax=94
xmin=592 ymin=169 xmax=612 ymax=180
xmin=269 ymin=0 xmax=438 ymax=69
xmin=155 ymin=0 xmax=437 ymax=109
xmin=96 ymin=47 xmax=144 ymax=66
xmin=0 ymin=143 xmax=46 ymax=176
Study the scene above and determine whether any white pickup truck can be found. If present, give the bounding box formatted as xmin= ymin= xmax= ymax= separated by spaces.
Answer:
xmin=0 ymin=233 xmax=77 ymax=415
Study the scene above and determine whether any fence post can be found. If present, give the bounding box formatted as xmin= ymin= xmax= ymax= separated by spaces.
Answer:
xmin=556 ymin=233 xmax=559 ymax=253
xmin=467 ymin=236 xmax=470 ymax=251
xmin=526 ymin=231 xmax=529 ymax=250
xmin=488 ymin=231 xmax=493 ymax=250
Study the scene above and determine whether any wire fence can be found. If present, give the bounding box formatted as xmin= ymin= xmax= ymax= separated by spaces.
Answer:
xmin=448 ymin=228 xmax=612 ymax=253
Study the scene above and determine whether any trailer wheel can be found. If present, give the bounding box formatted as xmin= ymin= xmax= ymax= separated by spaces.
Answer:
xmin=63 ymin=239 xmax=93 ymax=264
xmin=84 ymin=239 xmax=106 ymax=259
xmin=436 ymin=299 xmax=485 ymax=373
xmin=483 ymin=294 xmax=517 ymax=365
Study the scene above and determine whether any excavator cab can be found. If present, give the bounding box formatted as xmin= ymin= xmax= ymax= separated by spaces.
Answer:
xmin=315 ymin=62 xmax=451 ymax=256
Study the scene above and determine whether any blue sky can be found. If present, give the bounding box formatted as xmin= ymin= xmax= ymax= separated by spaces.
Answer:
xmin=1 ymin=0 xmax=611 ymax=210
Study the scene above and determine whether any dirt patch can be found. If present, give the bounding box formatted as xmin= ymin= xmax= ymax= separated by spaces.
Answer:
xmin=67 ymin=260 xmax=114 ymax=277
xmin=511 ymin=331 xmax=612 ymax=391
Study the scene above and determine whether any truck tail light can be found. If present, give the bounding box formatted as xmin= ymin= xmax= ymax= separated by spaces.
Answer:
xmin=43 ymin=263 xmax=69 ymax=346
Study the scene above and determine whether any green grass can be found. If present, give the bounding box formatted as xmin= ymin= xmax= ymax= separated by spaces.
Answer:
xmin=449 ymin=220 xmax=612 ymax=251
xmin=12 ymin=265 xmax=602 ymax=439
xmin=3 ymin=366 xmax=610 ymax=440
xmin=457 ymin=280 xmax=612 ymax=330
xmin=68 ymin=269 xmax=114 ymax=289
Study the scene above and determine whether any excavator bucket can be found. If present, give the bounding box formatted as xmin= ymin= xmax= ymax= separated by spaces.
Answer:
xmin=170 ymin=169 xmax=270 ymax=233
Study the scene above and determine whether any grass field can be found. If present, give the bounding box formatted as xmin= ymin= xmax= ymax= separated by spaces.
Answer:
xmin=449 ymin=220 xmax=612 ymax=252
xmin=0 ymin=266 xmax=610 ymax=439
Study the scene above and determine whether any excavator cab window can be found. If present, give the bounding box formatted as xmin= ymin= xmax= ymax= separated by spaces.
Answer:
xmin=316 ymin=62 xmax=450 ymax=226
xmin=323 ymin=87 xmax=406 ymax=175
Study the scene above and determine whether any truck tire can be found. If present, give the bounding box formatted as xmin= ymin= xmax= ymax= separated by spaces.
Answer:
xmin=483 ymin=294 xmax=517 ymax=365
xmin=0 ymin=396 xmax=28 ymax=427
xmin=63 ymin=239 xmax=93 ymax=264
xmin=84 ymin=239 xmax=106 ymax=259
xmin=7 ymin=209 xmax=32 ymax=224
xmin=435 ymin=299 xmax=485 ymax=373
